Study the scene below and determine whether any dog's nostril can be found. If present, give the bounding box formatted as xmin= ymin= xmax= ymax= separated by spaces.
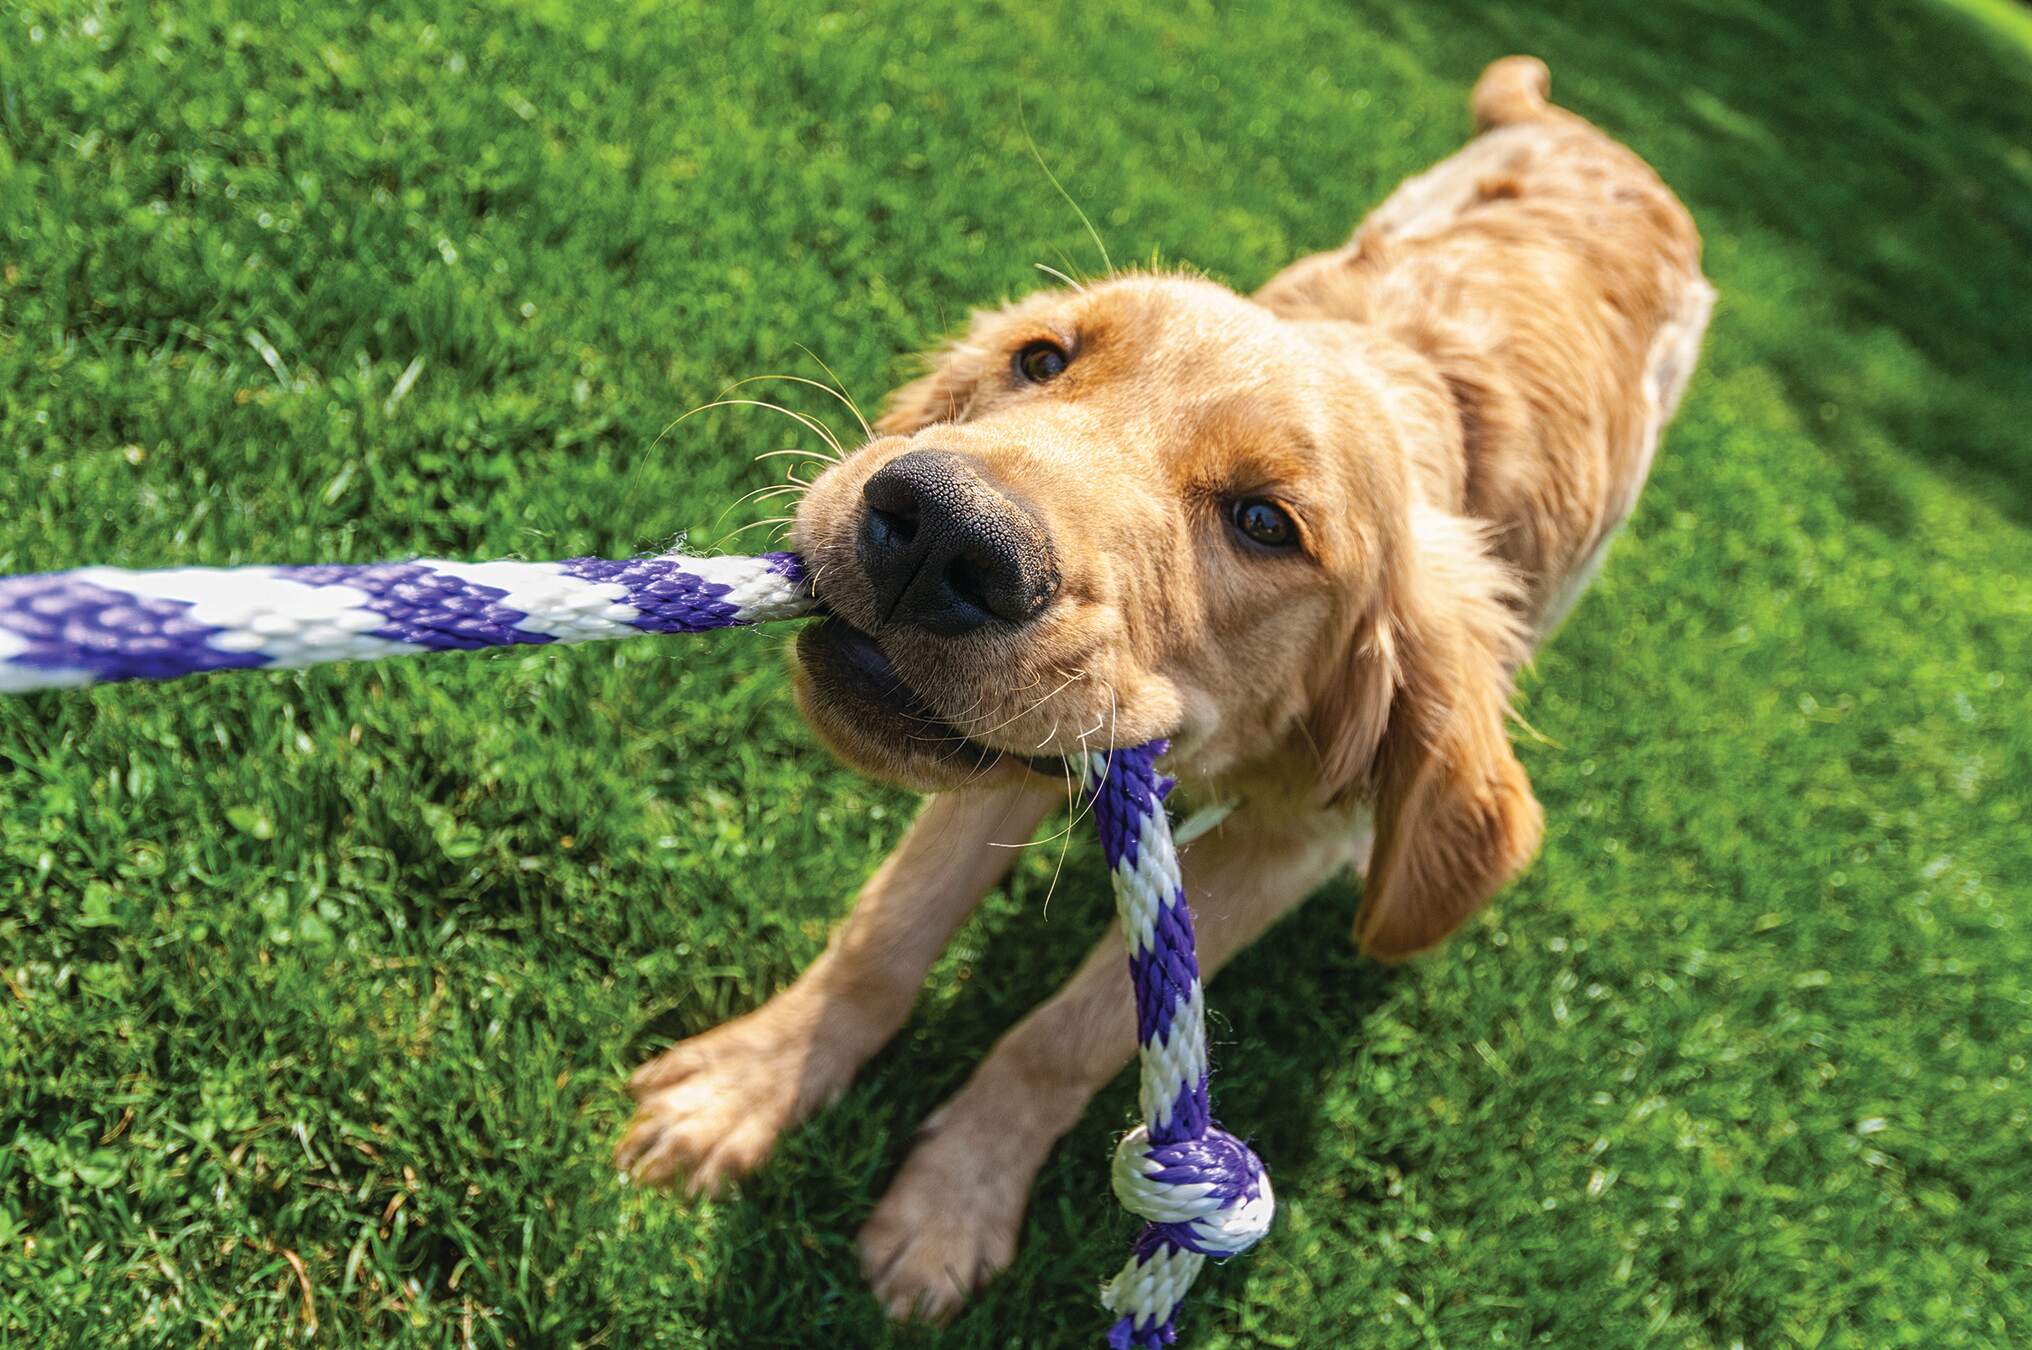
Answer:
xmin=943 ymin=555 xmax=990 ymax=615
xmin=868 ymin=505 xmax=917 ymax=548
xmin=857 ymin=449 xmax=1059 ymax=637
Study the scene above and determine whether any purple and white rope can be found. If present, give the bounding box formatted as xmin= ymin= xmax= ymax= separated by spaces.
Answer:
xmin=0 ymin=551 xmax=812 ymax=692
xmin=0 ymin=547 xmax=1270 ymax=1343
xmin=1083 ymin=743 xmax=1273 ymax=1348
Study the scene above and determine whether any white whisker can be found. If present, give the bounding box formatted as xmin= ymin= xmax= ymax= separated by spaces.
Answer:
xmin=793 ymin=346 xmax=876 ymax=441
xmin=957 ymin=669 xmax=1081 ymax=738
xmin=1034 ymin=261 xmax=1087 ymax=293
xmin=715 ymin=373 xmax=873 ymax=456
xmin=680 ymin=397 xmax=846 ymax=461
xmin=717 ymin=514 xmax=797 ymax=545
xmin=752 ymin=448 xmax=836 ymax=467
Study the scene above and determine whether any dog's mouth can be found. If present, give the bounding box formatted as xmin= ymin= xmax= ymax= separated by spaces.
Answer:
xmin=791 ymin=611 xmax=1080 ymax=787
xmin=793 ymin=612 xmax=1009 ymax=778
xmin=797 ymin=613 xmax=955 ymax=730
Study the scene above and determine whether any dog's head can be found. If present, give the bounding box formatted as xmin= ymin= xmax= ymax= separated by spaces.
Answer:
xmin=791 ymin=274 xmax=1540 ymax=955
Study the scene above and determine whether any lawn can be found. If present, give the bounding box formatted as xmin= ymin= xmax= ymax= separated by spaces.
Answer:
xmin=3 ymin=0 xmax=2030 ymax=1345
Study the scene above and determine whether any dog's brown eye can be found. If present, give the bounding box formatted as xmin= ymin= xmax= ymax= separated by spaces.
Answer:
xmin=1014 ymin=340 xmax=1070 ymax=384
xmin=1231 ymin=498 xmax=1299 ymax=549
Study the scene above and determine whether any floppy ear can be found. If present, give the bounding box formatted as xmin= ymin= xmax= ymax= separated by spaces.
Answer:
xmin=1310 ymin=505 xmax=1543 ymax=959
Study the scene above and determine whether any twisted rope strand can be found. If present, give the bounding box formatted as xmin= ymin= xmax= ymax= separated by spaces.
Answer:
xmin=0 ymin=552 xmax=812 ymax=692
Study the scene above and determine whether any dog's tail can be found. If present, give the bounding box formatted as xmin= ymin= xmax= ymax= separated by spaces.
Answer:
xmin=1470 ymin=56 xmax=1554 ymax=132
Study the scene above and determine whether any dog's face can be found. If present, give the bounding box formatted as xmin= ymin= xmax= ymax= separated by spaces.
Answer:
xmin=791 ymin=274 xmax=1543 ymax=957
xmin=792 ymin=273 xmax=1423 ymax=791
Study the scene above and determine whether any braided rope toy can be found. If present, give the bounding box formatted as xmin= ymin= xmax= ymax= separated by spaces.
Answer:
xmin=0 ymin=553 xmax=812 ymax=690
xmin=1084 ymin=743 xmax=1274 ymax=1346
xmin=0 ymin=550 xmax=1271 ymax=1344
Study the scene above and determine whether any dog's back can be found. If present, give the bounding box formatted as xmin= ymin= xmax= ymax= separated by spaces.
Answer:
xmin=1258 ymin=57 xmax=1714 ymax=635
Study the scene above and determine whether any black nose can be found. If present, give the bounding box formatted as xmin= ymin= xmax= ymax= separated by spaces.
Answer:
xmin=857 ymin=450 xmax=1060 ymax=636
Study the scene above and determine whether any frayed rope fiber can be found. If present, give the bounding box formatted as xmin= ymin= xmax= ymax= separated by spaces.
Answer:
xmin=0 ymin=549 xmax=1271 ymax=1341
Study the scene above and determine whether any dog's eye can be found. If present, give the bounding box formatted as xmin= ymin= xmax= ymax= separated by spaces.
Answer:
xmin=1014 ymin=340 xmax=1070 ymax=384
xmin=1230 ymin=498 xmax=1299 ymax=549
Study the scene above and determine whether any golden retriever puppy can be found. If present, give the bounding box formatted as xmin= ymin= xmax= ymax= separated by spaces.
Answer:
xmin=618 ymin=56 xmax=1713 ymax=1321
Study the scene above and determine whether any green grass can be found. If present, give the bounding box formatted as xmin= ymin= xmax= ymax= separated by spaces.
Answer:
xmin=3 ymin=1 xmax=2030 ymax=1345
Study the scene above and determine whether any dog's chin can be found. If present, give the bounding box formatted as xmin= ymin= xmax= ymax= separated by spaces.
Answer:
xmin=791 ymin=617 xmax=1024 ymax=792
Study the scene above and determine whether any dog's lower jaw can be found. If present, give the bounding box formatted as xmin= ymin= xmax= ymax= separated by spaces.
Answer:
xmin=789 ymin=621 xmax=1012 ymax=791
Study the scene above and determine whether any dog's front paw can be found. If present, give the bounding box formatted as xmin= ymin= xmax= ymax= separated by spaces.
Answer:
xmin=616 ymin=992 xmax=857 ymax=1195
xmin=857 ymin=1106 xmax=1038 ymax=1324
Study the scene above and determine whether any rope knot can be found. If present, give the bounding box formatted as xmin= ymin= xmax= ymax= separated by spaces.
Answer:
xmin=1109 ymin=1122 xmax=1275 ymax=1258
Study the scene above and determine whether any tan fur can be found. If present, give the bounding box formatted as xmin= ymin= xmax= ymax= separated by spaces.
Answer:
xmin=622 ymin=58 xmax=1712 ymax=1320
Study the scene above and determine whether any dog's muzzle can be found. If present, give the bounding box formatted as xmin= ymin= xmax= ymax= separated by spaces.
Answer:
xmin=855 ymin=449 xmax=1060 ymax=637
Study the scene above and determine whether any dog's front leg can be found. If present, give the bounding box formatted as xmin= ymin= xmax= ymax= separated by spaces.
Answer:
xmin=617 ymin=776 xmax=1058 ymax=1194
xmin=857 ymin=812 xmax=1366 ymax=1322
